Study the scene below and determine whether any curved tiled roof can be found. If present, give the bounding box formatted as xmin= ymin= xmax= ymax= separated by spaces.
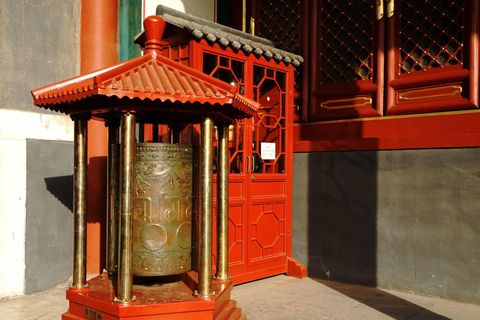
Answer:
xmin=134 ymin=5 xmax=304 ymax=67
xmin=31 ymin=17 xmax=260 ymax=120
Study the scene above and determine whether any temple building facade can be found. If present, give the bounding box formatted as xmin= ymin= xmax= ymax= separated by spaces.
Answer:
xmin=1 ymin=0 xmax=479 ymax=307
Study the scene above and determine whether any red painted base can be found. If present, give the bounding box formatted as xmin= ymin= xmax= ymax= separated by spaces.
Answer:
xmin=286 ymin=257 xmax=307 ymax=279
xmin=62 ymin=272 xmax=246 ymax=320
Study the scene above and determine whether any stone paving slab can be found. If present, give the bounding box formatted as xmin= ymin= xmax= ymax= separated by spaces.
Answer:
xmin=0 ymin=279 xmax=69 ymax=320
xmin=231 ymin=276 xmax=480 ymax=320
xmin=1 ymin=275 xmax=480 ymax=319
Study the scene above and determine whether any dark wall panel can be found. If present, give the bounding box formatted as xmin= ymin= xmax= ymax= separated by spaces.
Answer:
xmin=26 ymin=139 xmax=73 ymax=294
xmin=293 ymin=148 xmax=480 ymax=304
xmin=293 ymin=151 xmax=378 ymax=287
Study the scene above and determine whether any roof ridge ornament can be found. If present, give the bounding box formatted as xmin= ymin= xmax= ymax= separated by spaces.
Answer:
xmin=144 ymin=16 xmax=166 ymax=53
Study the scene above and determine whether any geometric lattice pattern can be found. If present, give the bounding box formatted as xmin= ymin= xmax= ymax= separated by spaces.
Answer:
xmin=259 ymin=0 xmax=301 ymax=54
xmin=259 ymin=0 xmax=301 ymax=88
xmin=202 ymin=52 xmax=246 ymax=174
xmin=320 ymin=0 xmax=374 ymax=84
xmin=228 ymin=205 xmax=245 ymax=266
xmin=250 ymin=202 xmax=286 ymax=262
xmin=252 ymin=65 xmax=287 ymax=174
xmin=400 ymin=0 xmax=464 ymax=74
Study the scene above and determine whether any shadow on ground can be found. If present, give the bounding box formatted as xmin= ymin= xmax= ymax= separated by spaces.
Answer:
xmin=314 ymin=278 xmax=451 ymax=320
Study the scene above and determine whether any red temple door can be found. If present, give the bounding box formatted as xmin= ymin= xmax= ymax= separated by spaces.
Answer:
xmin=245 ymin=63 xmax=292 ymax=270
xmin=201 ymin=46 xmax=296 ymax=283
xmin=204 ymin=51 xmax=250 ymax=275
xmin=151 ymin=26 xmax=300 ymax=283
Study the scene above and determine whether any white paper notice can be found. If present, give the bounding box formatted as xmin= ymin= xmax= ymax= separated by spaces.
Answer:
xmin=260 ymin=142 xmax=276 ymax=160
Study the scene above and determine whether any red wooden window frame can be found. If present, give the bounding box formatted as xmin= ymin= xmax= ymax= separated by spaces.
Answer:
xmin=386 ymin=0 xmax=479 ymax=115
xmin=304 ymin=0 xmax=479 ymax=122
xmin=301 ymin=0 xmax=384 ymax=121
xmin=290 ymin=0 xmax=480 ymax=153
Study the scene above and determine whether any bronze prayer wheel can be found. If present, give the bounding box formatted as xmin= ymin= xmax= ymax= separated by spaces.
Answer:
xmin=113 ymin=143 xmax=196 ymax=277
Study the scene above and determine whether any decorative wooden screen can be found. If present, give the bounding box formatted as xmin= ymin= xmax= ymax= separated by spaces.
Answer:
xmin=202 ymin=51 xmax=247 ymax=174
xmin=399 ymin=0 xmax=463 ymax=74
xmin=320 ymin=0 xmax=373 ymax=84
xmin=310 ymin=0 xmax=383 ymax=120
xmin=257 ymin=0 xmax=301 ymax=88
xmin=386 ymin=0 xmax=476 ymax=115
xmin=307 ymin=0 xmax=478 ymax=121
xmin=251 ymin=65 xmax=287 ymax=174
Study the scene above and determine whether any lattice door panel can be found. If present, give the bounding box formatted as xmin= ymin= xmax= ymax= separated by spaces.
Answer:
xmin=227 ymin=121 xmax=246 ymax=174
xmin=203 ymin=52 xmax=247 ymax=174
xmin=386 ymin=0 xmax=476 ymax=115
xmin=251 ymin=65 xmax=287 ymax=174
xmin=258 ymin=0 xmax=300 ymax=55
xmin=320 ymin=0 xmax=374 ymax=84
xmin=309 ymin=0 xmax=382 ymax=121
xmin=257 ymin=0 xmax=301 ymax=88
xmin=162 ymin=42 xmax=191 ymax=66
xmin=203 ymin=52 xmax=246 ymax=95
xmin=228 ymin=205 xmax=246 ymax=267
xmin=399 ymin=0 xmax=464 ymax=74
xmin=248 ymin=202 xmax=287 ymax=265
xmin=212 ymin=205 xmax=247 ymax=270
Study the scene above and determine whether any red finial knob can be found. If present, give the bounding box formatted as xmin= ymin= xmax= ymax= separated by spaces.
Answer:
xmin=144 ymin=16 xmax=166 ymax=52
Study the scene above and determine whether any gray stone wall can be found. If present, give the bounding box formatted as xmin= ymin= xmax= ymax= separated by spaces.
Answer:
xmin=292 ymin=148 xmax=480 ymax=304
xmin=0 ymin=0 xmax=80 ymax=113
xmin=0 ymin=0 xmax=79 ymax=297
xmin=25 ymin=139 xmax=73 ymax=294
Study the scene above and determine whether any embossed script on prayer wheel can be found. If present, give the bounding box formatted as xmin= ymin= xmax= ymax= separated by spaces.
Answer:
xmin=114 ymin=143 xmax=196 ymax=276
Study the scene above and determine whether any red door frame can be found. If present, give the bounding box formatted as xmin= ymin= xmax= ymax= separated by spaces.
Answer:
xmin=193 ymin=39 xmax=297 ymax=283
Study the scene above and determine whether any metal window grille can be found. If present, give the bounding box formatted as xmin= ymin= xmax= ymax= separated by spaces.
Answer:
xmin=258 ymin=0 xmax=301 ymax=87
xmin=320 ymin=0 xmax=374 ymax=84
xmin=400 ymin=0 xmax=464 ymax=74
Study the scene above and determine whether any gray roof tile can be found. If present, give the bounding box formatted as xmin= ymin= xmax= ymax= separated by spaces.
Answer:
xmin=135 ymin=5 xmax=304 ymax=67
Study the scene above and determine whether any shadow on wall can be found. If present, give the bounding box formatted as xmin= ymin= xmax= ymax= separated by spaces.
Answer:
xmin=44 ymin=155 xmax=109 ymax=274
xmin=26 ymin=139 xmax=73 ymax=294
xmin=307 ymin=148 xmax=378 ymax=287
xmin=45 ymin=175 xmax=73 ymax=212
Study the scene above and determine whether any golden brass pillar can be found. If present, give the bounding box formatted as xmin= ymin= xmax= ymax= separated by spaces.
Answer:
xmin=115 ymin=112 xmax=136 ymax=303
xmin=72 ymin=118 xmax=89 ymax=289
xmin=196 ymin=117 xmax=214 ymax=297
xmin=106 ymin=121 xmax=119 ymax=273
xmin=216 ymin=123 xmax=230 ymax=280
